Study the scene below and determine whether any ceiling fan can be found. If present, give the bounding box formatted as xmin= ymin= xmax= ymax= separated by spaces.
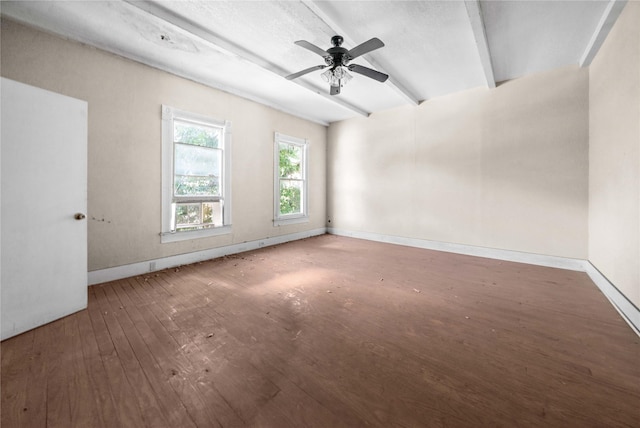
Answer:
xmin=286 ymin=35 xmax=389 ymax=95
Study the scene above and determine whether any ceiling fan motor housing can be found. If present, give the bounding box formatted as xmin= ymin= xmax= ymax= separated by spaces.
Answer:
xmin=324 ymin=35 xmax=349 ymax=68
xmin=327 ymin=52 xmax=349 ymax=67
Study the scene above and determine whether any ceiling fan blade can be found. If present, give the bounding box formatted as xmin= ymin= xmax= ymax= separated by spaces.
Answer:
xmin=294 ymin=40 xmax=328 ymax=57
xmin=347 ymin=37 xmax=384 ymax=59
xmin=286 ymin=65 xmax=326 ymax=80
xmin=330 ymin=85 xmax=340 ymax=96
xmin=348 ymin=64 xmax=389 ymax=83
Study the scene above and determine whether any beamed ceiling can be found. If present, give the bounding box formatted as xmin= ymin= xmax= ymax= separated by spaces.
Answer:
xmin=0 ymin=0 xmax=628 ymax=125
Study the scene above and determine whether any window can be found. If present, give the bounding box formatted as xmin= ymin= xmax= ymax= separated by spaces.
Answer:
xmin=161 ymin=105 xmax=231 ymax=243
xmin=274 ymin=132 xmax=308 ymax=226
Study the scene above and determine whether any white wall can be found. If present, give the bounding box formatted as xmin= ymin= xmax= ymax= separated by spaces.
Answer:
xmin=0 ymin=19 xmax=327 ymax=272
xmin=589 ymin=2 xmax=640 ymax=307
xmin=328 ymin=65 xmax=589 ymax=259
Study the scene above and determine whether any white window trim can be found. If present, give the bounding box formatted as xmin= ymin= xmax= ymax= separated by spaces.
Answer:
xmin=274 ymin=132 xmax=309 ymax=227
xmin=161 ymin=105 xmax=232 ymax=243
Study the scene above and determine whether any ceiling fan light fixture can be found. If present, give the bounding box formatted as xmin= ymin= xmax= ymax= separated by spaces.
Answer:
xmin=340 ymin=68 xmax=353 ymax=86
xmin=321 ymin=68 xmax=333 ymax=83
xmin=321 ymin=66 xmax=352 ymax=87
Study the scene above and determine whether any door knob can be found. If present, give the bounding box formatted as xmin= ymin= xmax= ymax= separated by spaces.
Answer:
xmin=74 ymin=213 xmax=86 ymax=220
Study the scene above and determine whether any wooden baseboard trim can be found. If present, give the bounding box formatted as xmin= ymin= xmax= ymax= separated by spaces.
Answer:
xmin=327 ymin=227 xmax=640 ymax=336
xmin=88 ymin=228 xmax=327 ymax=285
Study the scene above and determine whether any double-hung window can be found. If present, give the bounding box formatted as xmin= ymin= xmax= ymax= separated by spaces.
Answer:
xmin=274 ymin=132 xmax=308 ymax=226
xmin=161 ymin=105 xmax=231 ymax=243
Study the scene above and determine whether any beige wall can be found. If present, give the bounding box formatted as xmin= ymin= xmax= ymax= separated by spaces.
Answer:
xmin=328 ymin=65 xmax=589 ymax=259
xmin=589 ymin=2 xmax=640 ymax=307
xmin=1 ymin=19 xmax=327 ymax=271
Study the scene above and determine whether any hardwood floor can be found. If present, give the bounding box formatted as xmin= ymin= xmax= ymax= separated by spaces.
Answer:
xmin=2 ymin=234 xmax=639 ymax=427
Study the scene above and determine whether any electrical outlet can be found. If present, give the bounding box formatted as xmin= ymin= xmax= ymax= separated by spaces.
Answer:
xmin=149 ymin=261 xmax=156 ymax=272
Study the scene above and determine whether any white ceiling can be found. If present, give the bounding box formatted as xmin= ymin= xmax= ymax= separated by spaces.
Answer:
xmin=0 ymin=0 xmax=627 ymax=125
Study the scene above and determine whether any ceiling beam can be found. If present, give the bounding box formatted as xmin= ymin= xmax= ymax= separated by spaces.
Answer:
xmin=124 ymin=0 xmax=370 ymax=118
xmin=301 ymin=0 xmax=421 ymax=106
xmin=579 ymin=0 xmax=628 ymax=67
xmin=464 ymin=0 xmax=496 ymax=89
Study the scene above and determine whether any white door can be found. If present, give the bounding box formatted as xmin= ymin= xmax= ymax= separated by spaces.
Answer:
xmin=1 ymin=77 xmax=88 ymax=340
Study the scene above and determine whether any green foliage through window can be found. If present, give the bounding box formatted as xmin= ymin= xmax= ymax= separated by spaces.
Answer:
xmin=174 ymin=175 xmax=219 ymax=196
xmin=280 ymin=182 xmax=301 ymax=215
xmin=175 ymin=202 xmax=218 ymax=231
xmin=175 ymin=204 xmax=201 ymax=226
xmin=279 ymin=144 xmax=302 ymax=178
xmin=174 ymin=121 xmax=220 ymax=148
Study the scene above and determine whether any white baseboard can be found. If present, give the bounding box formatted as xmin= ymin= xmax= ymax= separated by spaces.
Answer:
xmin=327 ymin=228 xmax=587 ymax=271
xmin=583 ymin=262 xmax=640 ymax=336
xmin=88 ymin=228 xmax=327 ymax=285
xmin=327 ymin=227 xmax=639 ymax=336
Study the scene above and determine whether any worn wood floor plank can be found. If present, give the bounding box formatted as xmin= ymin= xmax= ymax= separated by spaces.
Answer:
xmin=0 ymin=330 xmax=34 ymax=427
xmin=112 ymin=279 xmax=219 ymax=428
xmin=76 ymin=308 xmax=118 ymax=428
xmin=101 ymin=283 xmax=198 ymax=428
xmin=21 ymin=326 xmax=49 ymax=427
xmin=2 ymin=235 xmax=639 ymax=427
xmin=62 ymin=313 xmax=103 ymax=428
xmin=45 ymin=319 xmax=72 ymax=428
xmin=124 ymin=275 xmax=246 ymax=427
xmin=86 ymin=286 xmax=146 ymax=427
xmin=92 ymin=284 xmax=170 ymax=427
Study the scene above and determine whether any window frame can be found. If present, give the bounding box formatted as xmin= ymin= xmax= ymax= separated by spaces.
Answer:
xmin=161 ymin=105 xmax=232 ymax=243
xmin=274 ymin=132 xmax=309 ymax=226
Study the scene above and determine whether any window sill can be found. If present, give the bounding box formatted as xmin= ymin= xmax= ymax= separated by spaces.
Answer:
xmin=161 ymin=225 xmax=232 ymax=243
xmin=273 ymin=216 xmax=309 ymax=227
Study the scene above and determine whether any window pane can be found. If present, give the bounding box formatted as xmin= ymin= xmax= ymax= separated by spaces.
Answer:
xmin=174 ymin=144 xmax=221 ymax=196
xmin=203 ymin=201 xmax=223 ymax=226
xmin=280 ymin=180 xmax=302 ymax=215
xmin=175 ymin=144 xmax=220 ymax=177
xmin=174 ymin=120 xmax=220 ymax=148
xmin=175 ymin=203 xmax=201 ymax=226
xmin=174 ymin=201 xmax=223 ymax=231
xmin=279 ymin=143 xmax=302 ymax=179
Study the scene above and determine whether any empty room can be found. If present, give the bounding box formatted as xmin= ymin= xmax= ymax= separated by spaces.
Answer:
xmin=1 ymin=1 xmax=638 ymax=427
